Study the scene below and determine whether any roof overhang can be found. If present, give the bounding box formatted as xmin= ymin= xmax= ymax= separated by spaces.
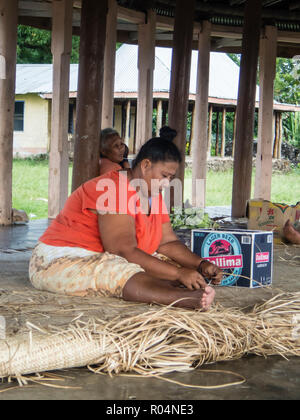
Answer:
xmin=18 ymin=0 xmax=300 ymax=58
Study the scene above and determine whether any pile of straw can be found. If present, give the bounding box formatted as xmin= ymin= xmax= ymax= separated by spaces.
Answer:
xmin=0 ymin=292 xmax=299 ymax=383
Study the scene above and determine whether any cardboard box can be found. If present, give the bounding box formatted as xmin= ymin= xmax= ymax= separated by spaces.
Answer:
xmin=248 ymin=199 xmax=300 ymax=244
xmin=191 ymin=229 xmax=273 ymax=288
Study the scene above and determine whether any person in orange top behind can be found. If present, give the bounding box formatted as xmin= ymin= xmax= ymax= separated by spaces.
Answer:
xmin=99 ymin=128 xmax=131 ymax=176
xmin=29 ymin=133 xmax=223 ymax=310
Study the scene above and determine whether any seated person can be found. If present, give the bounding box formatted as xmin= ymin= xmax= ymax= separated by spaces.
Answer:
xmin=29 ymin=135 xmax=222 ymax=311
xmin=99 ymin=128 xmax=131 ymax=176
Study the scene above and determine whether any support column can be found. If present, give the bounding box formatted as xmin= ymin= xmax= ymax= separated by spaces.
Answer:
xmin=125 ymin=100 xmax=131 ymax=146
xmin=254 ymin=25 xmax=277 ymax=201
xmin=221 ymin=107 xmax=226 ymax=158
xmin=48 ymin=0 xmax=73 ymax=219
xmin=278 ymin=112 xmax=283 ymax=159
xmin=215 ymin=111 xmax=220 ymax=156
xmin=162 ymin=101 xmax=168 ymax=127
xmin=232 ymin=0 xmax=262 ymax=217
xmin=189 ymin=103 xmax=196 ymax=156
xmin=192 ymin=21 xmax=211 ymax=208
xmin=273 ymin=111 xmax=279 ymax=158
xmin=136 ymin=10 xmax=156 ymax=151
xmin=232 ymin=110 xmax=237 ymax=157
xmin=207 ymin=104 xmax=213 ymax=159
xmin=101 ymin=0 xmax=117 ymax=129
xmin=156 ymin=99 xmax=163 ymax=137
xmin=0 ymin=0 xmax=18 ymax=225
xmin=72 ymin=0 xmax=108 ymax=191
xmin=168 ymin=0 xmax=196 ymax=203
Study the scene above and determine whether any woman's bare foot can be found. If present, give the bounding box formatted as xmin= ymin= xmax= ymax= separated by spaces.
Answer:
xmin=200 ymin=286 xmax=216 ymax=311
xmin=123 ymin=273 xmax=216 ymax=311
xmin=283 ymin=220 xmax=300 ymax=245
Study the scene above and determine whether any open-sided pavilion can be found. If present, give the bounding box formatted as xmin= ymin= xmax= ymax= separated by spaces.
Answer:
xmin=1 ymin=0 xmax=300 ymax=223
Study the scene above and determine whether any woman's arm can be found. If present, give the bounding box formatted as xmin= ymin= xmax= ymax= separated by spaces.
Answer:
xmin=98 ymin=214 xmax=207 ymax=290
xmin=157 ymin=222 xmax=202 ymax=269
xmin=158 ymin=222 xmax=223 ymax=285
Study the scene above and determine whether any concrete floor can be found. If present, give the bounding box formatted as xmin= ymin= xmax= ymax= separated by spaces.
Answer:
xmin=0 ymin=220 xmax=300 ymax=400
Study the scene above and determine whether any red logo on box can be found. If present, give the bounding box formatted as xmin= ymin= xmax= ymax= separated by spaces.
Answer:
xmin=255 ymin=252 xmax=270 ymax=263
xmin=205 ymin=255 xmax=243 ymax=269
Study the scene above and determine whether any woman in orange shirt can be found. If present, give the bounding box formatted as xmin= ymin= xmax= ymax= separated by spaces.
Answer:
xmin=29 ymin=137 xmax=222 ymax=310
xmin=99 ymin=128 xmax=131 ymax=176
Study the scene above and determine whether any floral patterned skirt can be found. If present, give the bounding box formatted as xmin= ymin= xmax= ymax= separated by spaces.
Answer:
xmin=29 ymin=242 xmax=145 ymax=298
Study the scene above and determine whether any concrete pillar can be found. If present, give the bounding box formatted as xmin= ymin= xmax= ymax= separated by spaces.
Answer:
xmin=232 ymin=0 xmax=262 ymax=217
xmin=136 ymin=10 xmax=156 ymax=152
xmin=254 ymin=25 xmax=277 ymax=201
xmin=192 ymin=21 xmax=211 ymax=208
xmin=101 ymin=0 xmax=117 ymax=129
xmin=0 ymin=0 xmax=18 ymax=225
xmin=72 ymin=0 xmax=108 ymax=191
xmin=48 ymin=0 xmax=73 ymax=219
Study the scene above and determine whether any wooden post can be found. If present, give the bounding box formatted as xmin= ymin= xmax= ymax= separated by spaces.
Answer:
xmin=156 ymin=99 xmax=163 ymax=137
xmin=273 ymin=111 xmax=279 ymax=158
xmin=168 ymin=0 xmax=196 ymax=203
xmin=254 ymin=26 xmax=277 ymax=201
xmin=72 ymin=0 xmax=108 ymax=191
xmin=189 ymin=103 xmax=196 ymax=156
xmin=136 ymin=10 xmax=156 ymax=151
xmin=232 ymin=110 xmax=237 ymax=157
xmin=48 ymin=0 xmax=73 ymax=219
xmin=125 ymin=100 xmax=131 ymax=146
xmin=101 ymin=0 xmax=117 ymax=129
xmin=232 ymin=0 xmax=262 ymax=217
xmin=215 ymin=111 xmax=220 ymax=156
xmin=192 ymin=21 xmax=211 ymax=208
xmin=221 ymin=107 xmax=227 ymax=158
xmin=0 ymin=0 xmax=18 ymax=225
xmin=162 ymin=101 xmax=168 ymax=127
xmin=207 ymin=104 xmax=213 ymax=159
xmin=278 ymin=112 xmax=283 ymax=159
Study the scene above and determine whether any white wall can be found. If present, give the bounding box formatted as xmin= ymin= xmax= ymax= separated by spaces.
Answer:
xmin=13 ymin=94 xmax=50 ymax=157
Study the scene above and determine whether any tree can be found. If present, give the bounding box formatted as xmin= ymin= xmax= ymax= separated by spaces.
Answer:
xmin=274 ymin=58 xmax=300 ymax=105
xmin=274 ymin=58 xmax=300 ymax=148
xmin=17 ymin=26 xmax=80 ymax=64
xmin=17 ymin=26 xmax=52 ymax=63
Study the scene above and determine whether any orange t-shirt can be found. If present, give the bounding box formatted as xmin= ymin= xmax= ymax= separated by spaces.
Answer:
xmin=40 ymin=171 xmax=170 ymax=255
xmin=99 ymin=158 xmax=122 ymax=176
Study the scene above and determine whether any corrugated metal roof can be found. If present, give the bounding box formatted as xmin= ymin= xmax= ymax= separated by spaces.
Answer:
xmin=16 ymin=63 xmax=79 ymax=94
xmin=16 ymin=44 xmax=252 ymax=101
xmin=13 ymin=45 xmax=258 ymax=105
xmin=114 ymin=45 xmax=260 ymax=101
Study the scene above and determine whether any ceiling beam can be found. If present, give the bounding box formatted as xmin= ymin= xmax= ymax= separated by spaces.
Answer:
xmin=117 ymin=6 xmax=145 ymax=24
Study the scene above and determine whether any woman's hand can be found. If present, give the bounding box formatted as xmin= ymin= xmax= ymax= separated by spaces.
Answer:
xmin=198 ymin=260 xmax=223 ymax=285
xmin=177 ymin=267 xmax=207 ymax=290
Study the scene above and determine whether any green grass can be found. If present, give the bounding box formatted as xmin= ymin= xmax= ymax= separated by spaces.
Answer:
xmin=12 ymin=159 xmax=72 ymax=220
xmin=12 ymin=159 xmax=300 ymax=220
xmin=185 ymin=168 xmax=300 ymax=206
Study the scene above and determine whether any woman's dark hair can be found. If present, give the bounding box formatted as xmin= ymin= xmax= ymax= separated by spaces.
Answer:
xmin=159 ymin=126 xmax=177 ymax=142
xmin=132 ymin=131 xmax=182 ymax=170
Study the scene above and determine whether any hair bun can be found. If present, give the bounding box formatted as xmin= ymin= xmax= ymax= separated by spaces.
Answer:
xmin=159 ymin=126 xmax=177 ymax=142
